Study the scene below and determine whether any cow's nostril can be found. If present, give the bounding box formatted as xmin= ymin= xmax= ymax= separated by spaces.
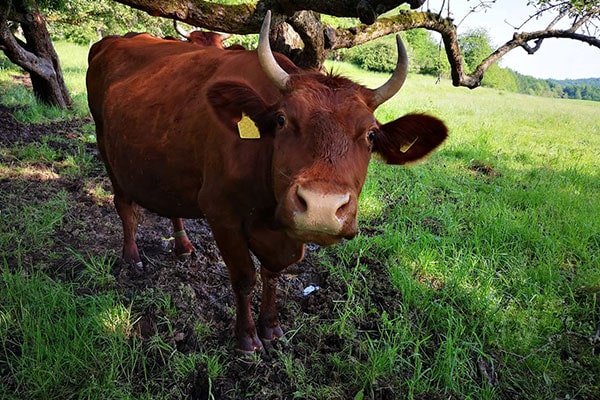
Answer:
xmin=295 ymin=187 xmax=308 ymax=212
xmin=335 ymin=195 xmax=351 ymax=218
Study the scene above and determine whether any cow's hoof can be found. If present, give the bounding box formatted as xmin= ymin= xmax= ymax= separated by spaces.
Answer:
xmin=259 ymin=324 xmax=284 ymax=342
xmin=235 ymin=335 xmax=264 ymax=355
xmin=174 ymin=238 xmax=195 ymax=260
xmin=176 ymin=251 xmax=194 ymax=261
xmin=124 ymin=259 xmax=144 ymax=270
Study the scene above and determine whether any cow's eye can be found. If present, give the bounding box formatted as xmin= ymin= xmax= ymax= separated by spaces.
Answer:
xmin=277 ymin=114 xmax=286 ymax=128
xmin=367 ymin=129 xmax=376 ymax=142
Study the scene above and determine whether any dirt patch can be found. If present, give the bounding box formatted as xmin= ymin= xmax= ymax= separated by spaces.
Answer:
xmin=0 ymin=104 xmax=89 ymax=146
xmin=469 ymin=160 xmax=499 ymax=180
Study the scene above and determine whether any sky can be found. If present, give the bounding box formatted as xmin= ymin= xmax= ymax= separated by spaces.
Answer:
xmin=418 ymin=0 xmax=600 ymax=80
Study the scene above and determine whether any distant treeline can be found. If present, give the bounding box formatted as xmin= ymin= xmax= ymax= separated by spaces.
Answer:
xmin=546 ymin=77 xmax=600 ymax=101
xmin=503 ymin=73 xmax=600 ymax=102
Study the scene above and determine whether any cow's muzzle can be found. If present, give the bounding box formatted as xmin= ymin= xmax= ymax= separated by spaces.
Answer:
xmin=286 ymin=184 xmax=357 ymax=245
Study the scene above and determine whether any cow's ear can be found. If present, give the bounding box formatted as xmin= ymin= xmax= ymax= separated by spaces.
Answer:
xmin=373 ymin=113 xmax=448 ymax=165
xmin=206 ymin=81 xmax=274 ymax=137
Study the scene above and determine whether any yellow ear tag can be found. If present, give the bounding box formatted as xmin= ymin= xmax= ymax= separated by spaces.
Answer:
xmin=238 ymin=113 xmax=260 ymax=139
xmin=399 ymin=137 xmax=418 ymax=153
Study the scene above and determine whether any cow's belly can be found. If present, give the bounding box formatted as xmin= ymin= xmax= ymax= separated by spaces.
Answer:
xmin=118 ymin=173 xmax=204 ymax=218
xmin=105 ymin=141 xmax=206 ymax=219
xmin=131 ymin=183 xmax=204 ymax=218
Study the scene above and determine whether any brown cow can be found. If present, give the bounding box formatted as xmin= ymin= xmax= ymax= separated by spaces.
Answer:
xmin=174 ymin=20 xmax=232 ymax=49
xmin=86 ymin=11 xmax=448 ymax=353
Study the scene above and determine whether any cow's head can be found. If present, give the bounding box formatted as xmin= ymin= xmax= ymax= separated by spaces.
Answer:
xmin=174 ymin=20 xmax=231 ymax=48
xmin=208 ymin=11 xmax=447 ymax=246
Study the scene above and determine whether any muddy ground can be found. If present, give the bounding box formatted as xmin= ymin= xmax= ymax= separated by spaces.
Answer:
xmin=0 ymin=104 xmax=417 ymax=399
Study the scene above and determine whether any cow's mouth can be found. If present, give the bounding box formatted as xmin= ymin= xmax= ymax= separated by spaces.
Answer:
xmin=286 ymin=228 xmax=354 ymax=247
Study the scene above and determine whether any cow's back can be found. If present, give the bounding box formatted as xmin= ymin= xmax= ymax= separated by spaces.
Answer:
xmin=87 ymin=35 xmax=212 ymax=119
xmin=86 ymin=35 xmax=289 ymax=217
xmin=87 ymin=35 xmax=286 ymax=136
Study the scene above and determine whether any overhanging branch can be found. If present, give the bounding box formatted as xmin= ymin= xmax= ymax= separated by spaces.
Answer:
xmin=109 ymin=0 xmax=600 ymax=90
xmin=112 ymin=0 xmax=424 ymax=30
xmin=329 ymin=10 xmax=600 ymax=89
xmin=113 ymin=0 xmax=262 ymax=33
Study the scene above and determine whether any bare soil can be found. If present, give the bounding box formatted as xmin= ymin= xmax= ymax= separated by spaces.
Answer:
xmin=0 ymin=104 xmax=413 ymax=399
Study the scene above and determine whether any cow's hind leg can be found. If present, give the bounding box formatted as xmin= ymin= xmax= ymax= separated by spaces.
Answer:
xmin=114 ymin=193 xmax=143 ymax=269
xmin=171 ymin=218 xmax=195 ymax=259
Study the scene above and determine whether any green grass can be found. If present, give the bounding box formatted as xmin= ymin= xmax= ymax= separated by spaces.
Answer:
xmin=0 ymin=267 xmax=141 ymax=399
xmin=0 ymin=41 xmax=90 ymax=123
xmin=326 ymin=63 xmax=600 ymax=398
xmin=1 ymin=42 xmax=599 ymax=399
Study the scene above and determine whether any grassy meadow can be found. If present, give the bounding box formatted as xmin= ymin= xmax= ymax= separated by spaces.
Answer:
xmin=1 ymin=42 xmax=599 ymax=399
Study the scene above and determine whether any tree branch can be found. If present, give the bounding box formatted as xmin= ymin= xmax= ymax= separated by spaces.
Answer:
xmin=458 ymin=29 xmax=600 ymax=88
xmin=112 ymin=0 xmax=262 ymax=33
xmin=0 ymin=16 xmax=45 ymax=74
xmin=112 ymin=0 xmax=424 ymax=30
xmin=275 ymin=0 xmax=424 ymax=23
xmin=329 ymin=10 xmax=600 ymax=89
xmin=109 ymin=0 xmax=600 ymax=90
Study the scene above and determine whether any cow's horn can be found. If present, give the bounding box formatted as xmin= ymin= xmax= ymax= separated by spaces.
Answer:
xmin=258 ymin=10 xmax=290 ymax=90
xmin=371 ymin=35 xmax=409 ymax=107
xmin=173 ymin=20 xmax=190 ymax=39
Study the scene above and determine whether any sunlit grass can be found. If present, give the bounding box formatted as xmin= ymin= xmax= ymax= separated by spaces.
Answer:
xmin=326 ymin=64 xmax=599 ymax=398
xmin=0 ymin=41 xmax=90 ymax=122
xmin=0 ymin=268 xmax=140 ymax=398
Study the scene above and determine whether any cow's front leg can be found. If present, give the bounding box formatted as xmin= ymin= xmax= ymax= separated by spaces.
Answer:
xmin=258 ymin=267 xmax=284 ymax=342
xmin=249 ymin=224 xmax=305 ymax=346
xmin=170 ymin=218 xmax=195 ymax=259
xmin=229 ymin=264 xmax=263 ymax=353
xmin=207 ymin=222 xmax=263 ymax=353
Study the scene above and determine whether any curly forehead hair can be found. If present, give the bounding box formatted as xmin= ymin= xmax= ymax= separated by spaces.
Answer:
xmin=286 ymin=71 xmax=374 ymax=111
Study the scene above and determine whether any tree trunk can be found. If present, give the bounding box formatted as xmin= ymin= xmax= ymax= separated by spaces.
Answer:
xmin=0 ymin=1 xmax=71 ymax=108
xmin=270 ymin=11 xmax=326 ymax=70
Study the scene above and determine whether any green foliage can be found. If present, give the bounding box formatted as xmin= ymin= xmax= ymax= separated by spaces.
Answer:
xmin=535 ymin=0 xmax=597 ymax=12
xmin=459 ymin=28 xmax=493 ymax=73
xmin=481 ymin=64 xmax=518 ymax=92
xmin=339 ymin=30 xmax=450 ymax=77
xmin=0 ymin=52 xmax=13 ymax=70
xmin=403 ymin=29 xmax=449 ymax=76
xmin=346 ymin=36 xmax=399 ymax=73
xmin=225 ymin=33 xmax=258 ymax=50
xmin=561 ymin=82 xmax=600 ymax=101
xmin=45 ymin=0 xmax=176 ymax=45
